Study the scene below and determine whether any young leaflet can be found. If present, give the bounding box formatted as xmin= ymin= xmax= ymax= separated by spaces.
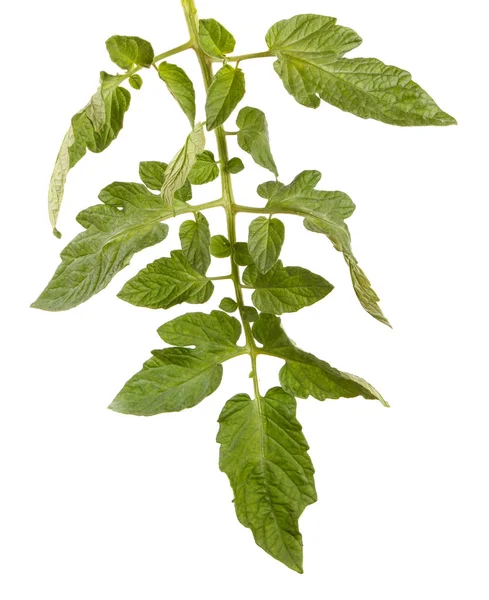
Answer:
xmin=33 ymin=0 xmax=455 ymax=573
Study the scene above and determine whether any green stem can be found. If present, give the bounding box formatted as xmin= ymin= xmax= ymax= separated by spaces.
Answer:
xmin=185 ymin=198 xmax=224 ymax=213
xmin=219 ymin=50 xmax=273 ymax=63
xmin=209 ymin=275 xmax=233 ymax=281
xmin=153 ymin=40 xmax=193 ymax=64
xmin=182 ymin=0 xmax=261 ymax=394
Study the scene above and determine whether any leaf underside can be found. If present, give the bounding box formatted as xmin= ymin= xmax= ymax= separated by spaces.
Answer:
xmin=48 ymin=72 xmax=132 ymax=235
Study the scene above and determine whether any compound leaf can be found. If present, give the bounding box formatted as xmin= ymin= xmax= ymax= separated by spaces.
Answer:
xmin=205 ymin=65 xmax=245 ymax=130
xmin=188 ymin=150 xmax=219 ymax=185
xmin=48 ymin=72 xmax=132 ymax=235
xmin=33 ymin=183 xmax=169 ymax=311
xmin=266 ymin=15 xmax=455 ymax=126
xmin=248 ymin=216 xmax=285 ymax=274
xmin=218 ymin=387 xmax=317 ymax=573
xmin=161 ymin=122 xmax=205 ymax=208
xmin=179 ymin=212 xmax=211 ymax=275
xmin=243 ymin=260 xmax=333 ymax=314
xmin=253 ymin=313 xmax=387 ymax=405
xmin=118 ymin=250 xmax=214 ymax=309
xmin=199 ymin=18 xmax=236 ymax=59
xmin=258 ymin=170 xmax=390 ymax=326
xmin=105 ymin=35 xmax=154 ymax=70
xmin=157 ymin=61 xmax=196 ymax=125
xmin=237 ymin=107 xmax=278 ymax=176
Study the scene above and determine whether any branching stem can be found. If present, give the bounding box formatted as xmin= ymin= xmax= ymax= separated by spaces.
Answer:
xmin=182 ymin=0 xmax=261 ymax=395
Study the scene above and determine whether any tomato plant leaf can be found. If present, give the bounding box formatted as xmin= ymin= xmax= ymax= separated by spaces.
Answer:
xmin=218 ymin=387 xmax=317 ymax=573
xmin=188 ymin=150 xmax=219 ymax=184
xmin=179 ymin=212 xmax=211 ymax=275
xmin=248 ymin=216 xmax=285 ymax=274
xmin=118 ymin=250 xmax=214 ymax=309
xmin=48 ymin=72 xmax=132 ymax=236
xmin=237 ymin=107 xmax=278 ymax=177
xmin=161 ymin=123 xmax=205 ymax=208
xmin=243 ymin=260 xmax=333 ymax=314
xmin=266 ymin=15 xmax=456 ymax=126
xmin=106 ymin=35 xmax=154 ymax=70
xmin=205 ymin=65 xmax=245 ymax=131
xmin=253 ymin=313 xmax=387 ymax=405
xmin=158 ymin=61 xmax=196 ymax=125
xmin=199 ymin=18 xmax=236 ymax=59
xmin=258 ymin=170 xmax=390 ymax=326
xmin=33 ymin=183 xmax=169 ymax=311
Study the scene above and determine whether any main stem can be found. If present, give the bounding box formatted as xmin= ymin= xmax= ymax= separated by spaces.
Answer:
xmin=181 ymin=0 xmax=261 ymax=395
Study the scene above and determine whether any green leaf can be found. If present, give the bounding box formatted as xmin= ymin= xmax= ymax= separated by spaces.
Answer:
xmin=242 ymin=306 xmax=259 ymax=323
xmin=158 ymin=310 xmax=242 ymax=356
xmin=110 ymin=348 xmax=223 ymax=416
xmin=258 ymin=170 xmax=390 ymax=326
xmin=253 ymin=314 xmax=388 ymax=405
xmin=179 ymin=212 xmax=211 ymax=275
xmin=128 ymin=74 xmax=143 ymax=89
xmin=248 ymin=216 xmax=285 ymax=274
xmin=161 ymin=123 xmax=205 ymax=208
xmin=205 ymin=65 xmax=246 ymax=131
xmin=199 ymin=18 xmax=236 ymax=59
xmin=266 ymin=15 xmax=455 ymax=126
xmin=105 ymin=35 xmax=154 ymax=70
xmin=188 ymin=150 xmax=219 ymax=185
xmin=210 ymin=235 xmax=231 ymax=258
xmin=110 ymin=311 xmax=244 ymax=416
xmin=219 ymin=297 xmax=238 ymax=313
xmin=237 ymin=107 xmax=278 ymax=176
xmin=48 ymin=72 xmax=132 ymax=235
xmin=217 ymin=387 xmax=317 ymax=573
xmin=175 ymin=179 xmax=193 ymax=202
xmin=139 ymin=160 xmax=193 ymax=202
xmin=33 ymin=183 xmax=169 ymax=311
xmin=266 ymin=14 xmax=362 ymax=67
xmin=226 ymin=157 xmax=244 ymax=174
xmin=232 ymin=242 xmax=253 ymax=266
xmin=139 ymin=161 xmax=167 ymax=190
xmin=243 ymin=260 xmax=333 ymax=314
xmin=157 ymin=62 xmax=196 ymax=126
xmin=117 ymin=250 xmax=214 ymax=309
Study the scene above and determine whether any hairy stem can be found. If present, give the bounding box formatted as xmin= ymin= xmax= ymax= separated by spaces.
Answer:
xmin=182 ymin=0 xmax=261 ymax=393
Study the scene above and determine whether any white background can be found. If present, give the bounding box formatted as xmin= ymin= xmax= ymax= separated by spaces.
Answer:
xmin=1 ymin=0 xmax=488 ymax=598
